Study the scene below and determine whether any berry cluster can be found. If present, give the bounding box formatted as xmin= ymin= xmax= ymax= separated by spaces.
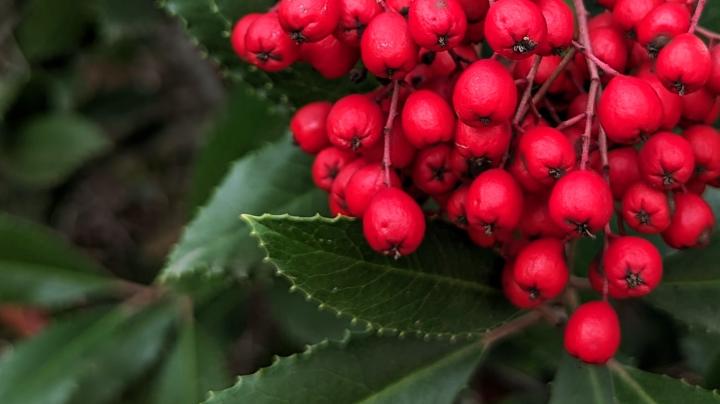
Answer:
xmin=232 ymin=0 xmax=719 ymax=364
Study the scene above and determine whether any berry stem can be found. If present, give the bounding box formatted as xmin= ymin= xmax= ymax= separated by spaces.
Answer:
xmin=543 ymin=98 xmax=561 ymax=123
xmin=572 ymin=40 xmax=621 ymax=77
xmin=513 ymin=55 xmax=542 ymax=125
xmin=530 ymin=48 xmax=576 ymax=105
xmin=382 ymin=80 xmax=401 ymax=186
xmin=598 ymin=125 xmax=610 ymax=181
xmin=556 ymin=113 xmax=586 ymax=131
xmin=481 ymin=310 xmax=542 ymax=347
xmin=579 ymin=80 xmax=598 ymax=169
xmin=697 ymin=26 xmax=720 ymax=41
xmin=570 ymin=275 xmax=591 ymax=290
xmin=689 ymin=0 xmax=707 ymax=33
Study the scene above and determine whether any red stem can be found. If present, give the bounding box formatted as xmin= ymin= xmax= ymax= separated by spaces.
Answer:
xmin=513 ymin=55 xmax=542 ymax=125
xmin=531 ymin=48 xmax=576 ymax=105
xmin=382 ymin=81 xmax=401 ymax=186
xmin=697 ymin=26 xmax=720 ymax=41
xmin=690 ymin=0 xmax=707 ymax=33
xmin=556 ymin=113 xmax=586 ymax=131
xmin=573 ymin=0 xmax=601 ymax=170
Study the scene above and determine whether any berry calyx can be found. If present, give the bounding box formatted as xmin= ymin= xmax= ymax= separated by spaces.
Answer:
xmin=512 ymin=238 xmax=569 ymax=303
xmin=564 ymin=301 xmax=621 ymax=364
xmin=465 ymin=168 xmax=524 ymax=236
xmin=452 ymin=122 xmax=511 ymax=180
xmin=621 ymin=182 xmax=672 ymax=234
xmin=603 ymin=236 xmax=663 ymax=298
xmin=363 ymin=188 xmax=426 ymax=258
xmin=411 ymin=144 xmax=459 ymax=195
xmin=335 ymin=0 xmax=382 ymax=46
xmin=484 ymin=0 xmax=548 ymax=59
xmin=656 ymin=33 xmax=712 ymax=96
xmin=277 ymin=0 xmax=341 ymax=43
xmin=326 ymin=94 xmax=383 ymax=152
xmin=244 ymin=13 xmax=301 ymax=72
xmin=231 ymin=13 xmax=262 ymax=61
xmin=638 ymin=132 xmax=696 ymax=190
xmin=408 ymin=0 xmax=468 ymax=51
xmin=517 ymin=126 xmax=576 ymax=185
xmin=548 ymin=170 xmax=613 ymax=238
xmin=311 ymin=147 xmax=356 ymax=191
xmin=635 ymin=3 xmax=691 ymax=56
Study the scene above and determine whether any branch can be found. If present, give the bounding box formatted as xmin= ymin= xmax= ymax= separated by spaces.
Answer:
xmin=531 ymin=48 xmax=576 ymax=105
xmin=697 ymin=26 xmax=720 ymax=41
xmin=690 ymin=0 xmax=707 ymax=33
xmin=481 ymin=310 xmax=543 ymax=347
xmin=513 ymin=55 xmax=542 ymax=125
xmin=572 ymin=40 xmax=621 ymax=77
xmin=556 ymin=113 xmax=586 ymax=131
xmin=382 ymin=80 xmax=400 ymax=186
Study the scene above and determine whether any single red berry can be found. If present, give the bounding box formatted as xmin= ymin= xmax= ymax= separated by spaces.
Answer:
xmin=587 ymin=27 xmax=629 ymax=75
xmin=512 ymin=238 xmax=569 ymax=303
xmin=588 ymin=11 xmax=617 ymax=31
xmin=621 ymin=182 xmax=672 ymax=234
xmin=231 ymin=13 xmax=262 ymax=61
xmin=361 ymin=124 xmax=417 ymax=169
xmin=361 ymin=12 xmax=418 ymax=79
xmin=465 ymin=168 xmax=524 ymax=236
xmin=301 ymin=35 xmax=359 ymax=79
xmin=514 ymin=55 xmax=572 ymax=94
xmin=458 ymin=0 xmax=489 ymax=26
xmin=419 ymin=49 xmax=453 ymax=77
xmin=662 ymin=192 xmax=715 ymax=248
xmin=467 ymin=224 xmax=512 ymax=248
xmin=548 ymin=170 xmax=613 ymax=237
xmin=708 ymin=44 xmax=720 ymax=94
xmin=335 ymin=0 xmax=382 ymax=46
xmin=564 ymin=301 xmax=621 ymax=364
xmin=518 ymin=126 xmax=576 ymax=185
xmin=519 ymin=195 xmax=566 ymax=239
xmin=453 ymin=59 xmax=518 ymax=127
xmin=329 ymin=159 xmax=366 ymax=216
xmin=408 ymin=0 xmax=467 ymax=51
xmin=446 ymin=185 xmax=469 ymax=228
xmin=291 ymin=101 xmax=333 ymax=154
xmin=656 ymin=33 xmax=712 ymax=96
xmin=277 ymin=0 xmax=340 ymax=43
xmin=684 ymin=125 xmax=720 ymax=182
xmin=639 ymin=132 xmax=695 ymax=189
xmin=635 ymin=67 xmax=682 ymax=130
xmin=502 ymin=260 xmax=540 ymax=309
xmin=611 ymin=0 xmax=662 ymax=33
xmin=387 ymin=0 xmax=413 ymax=16
xmin=509 ymin=154 xmax=546 ymax=193
xmin=681 ymin=87 xmax=720 ymax=124
xmin=412 ymin=144 xmax=459 ymax=195
xmin=401 ymin=89 xmax=456 ymax=148
xmin=591 ymin=147 xmax=641 ymax=200
xmin=484 ymin=0 xmax=547 ymax=59
xmin=597 ymin=75 xmax=663 ymax=144
xmin=311 ymin=147 xmax=356 ymax=191
xmin=363 ymin=187 xmax=426 ymax=257
xmin=345 ymin=163 xmax=402 ymax=216
xmin=603 ymin=236 xmax=663 ymax=299
xmin=326 ymin=94 xmax=383 ymax=152
xmin=636 ymin=3 xmax=691 ymax=57
xmin=535 ymin=0 xmax=574 ymax=55
xmin=244 ymin=13 xmax=301 ymax=72
xmin=628 ymin=41 xmax=652 ymax=70
xmin=451 ymin=121 xmax=511 ymax=180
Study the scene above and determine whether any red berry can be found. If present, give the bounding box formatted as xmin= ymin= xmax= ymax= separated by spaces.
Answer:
xmin=446 ymin=185 xmax=469 ymax=228
xmin=335 ymin=0 xmax=382 ymax=46
xmin=611 ymin=0 xmax=662 ymax=32
xmin=708 ymin=44 xmax=720 ymax=94
xmin=451 ymin=121 xmax=511 ymax=180
xmin=453 ymin=59 xmax=518 ymax=127
xmin=656 ymin=33 xmax=712 ymax=96
xmin=548 ymin=170 xmax=613 ymax=237
xmin=621 ymin=182 xmax=672 ymax=234
xmin=311 ymin=147 xmax=356 ymax=191
xmin=638 ymin=132 xmax=695 ymax=190
xmin=595 ymin=147 xmax=641 ymax=200
xmin=681 ymin=87 xmax=720 ymax=124
xmin=408 ymin=0 xmax=467 ymax=51
xmin=363 ymin=187 xmax=426 ymax=257
xmin=245 ymin=13 xmax=301 ymax=72
xmin=387 ymin=0 xmax=413 ymax=16
xmin=465 ymin=168 xmax=524 ymax=236
xmin=536 ymin=0 xmax=574 ymax=55
xmin=509 ymin=153 xmax=546 ymax=193
xmin=484 ymin=0 xmax=547 ymax=60
xmin=401 ymin=89 xmax=456 ymax=148
xmin=412 ymin=144 xmax=459 ymax=195
xmin=662 ymin=192 xmax=715 ymax=249
xmin=518 ymin=126 xmax=576 ymax=185
xmin=326 ymin=94 xmax=383 ymax=152
xmin=519 ymin=195 xmax=566 ymax=239
xmin=512 ymin=238 xmax=569 ymax=303
xmin=597 ymin=75 xmax=663 ymax=144
xmin=502 ymin=260 xmax=540 ymax=309
xmin=458 ymin=0 xmax=489 ymax=26
xmin=361 ymin=12 xmax=418 ymax=79
xmin=684 ymin=125 xmax=720 ymax=182
xmin=635 ymin=3 xmax=691 ymax=56
xmin=231 ymin=13 xmax=262 ymax=61
xmin=346 ymin=163 xmax=402 ymax=216
xmin=361 ymin=124 xmax=417 ymax=169
xmin=291 ymin=101 xmax=332 ymax=154
xmin=467 ymin=224 xmax=511 ymax=248
xmin=603 ymin=236 xmax=662 ymax=299
xmin=564 ymin=301 xmax=621 ymax=364
xmin=635 ymin=67 xmax=682 ymax=130
xmin=587 ymin=27 xmax=628 ymax=75
xmin=329 ymin=159 xmax=366 ymax=216
xmin=301 ymin=35 xmax=359 ymax=79
xmin=277 ymin=0 xmax=340 ymax=43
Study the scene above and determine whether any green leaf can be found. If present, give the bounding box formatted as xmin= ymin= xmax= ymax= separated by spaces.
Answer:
xmin=160 ymin=139 xmax=327 ymax=282
xmin=189 ymin=84 xmax=289 ymax=209
xmin=244 ymin=215 xmax=516 ymax=338
xmin=549 ymin=354 xmax=615 ymax=404
xmin=0 ymin=213 xmax=118 ymax=307
xmin=0 ymin=302 xmax=176 ymax=404
xmin=0 ymin=113 xmax=111 ymax=188
xmin=0 ymin=17 xmax=30 ymax=121
xmin=204 ymin=333 xmax=485 ymax=404
xmin=150 ymin=320 xmax=230 ymax=404
xmin=96 ymin=0 xmax=164 ymax=41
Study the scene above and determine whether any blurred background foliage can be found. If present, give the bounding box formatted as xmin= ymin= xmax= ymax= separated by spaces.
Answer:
xmin=0 ymin=0 xmax=719 ymax=403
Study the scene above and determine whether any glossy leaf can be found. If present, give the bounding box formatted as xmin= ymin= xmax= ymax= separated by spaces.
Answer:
xmin=204 ymin=333 xmax=485 ymax=404
xmin=244 ymin=215 xmax=516 ymax=338
xmin=549 ymin=354 xmax=615 ymax=404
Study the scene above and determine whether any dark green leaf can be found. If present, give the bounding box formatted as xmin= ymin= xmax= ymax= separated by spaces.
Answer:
xmin=96 ymin=0 xmax=164 ymax=41
xmin=549 ymin=354 xmax=615 ymax=404
xmin=244 ymin=215 xmax=515 ymax=338
xmin=204 ymin=333 xmax=485 ymax=404
xmin=160 ymin=139 xmax=327 ymax=282
xmin=0 ymin=113 xmax=111 ymax=188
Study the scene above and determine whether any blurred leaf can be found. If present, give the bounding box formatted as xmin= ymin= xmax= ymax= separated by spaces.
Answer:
xmin=244 ymin=215 xmax=516 ymax=338
xmin=0 ymin=113 xmax=111 ymax=188
xmin=0 ymin=212 xmax=118 ymax=307
xmin=160 ymin=139 xmax=327 ymax=283
xmin=150 ymin=320 xmax=230 ymax=404
xmin=189 ymin=84 xmax=289 ymax=209
xmin=0 ymin=29 xmax=30 ymax=121
xmin=15 ymin=0 xmax=96 ymax=61
xmin=96 ymin=0 xmax=163 ymax=41
xmin=0 ymin=302 xmax=176 ymax=404
xmin=204 ymin=333 xmax=485 ymax=404
xmin=549 ymin=354 xmax=615 ymax=404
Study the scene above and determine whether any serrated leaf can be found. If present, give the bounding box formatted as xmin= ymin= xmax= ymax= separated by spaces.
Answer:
xmin=0 ymin=213 xmax=118 ymax=307
xmin=0 ymin=113 xmax=111 ymax=188
xmin=160 ymin=139 xmax=327 ymax=282
xmin=549 ymin=354 xmax=615 ymax=404
xmin=244 ymin=215 xmax=516 ymax=338
xmin=0 ymin=302 xmax=176 ymax=404
xmin=204 ymin=333 xmax=485 ymax=404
